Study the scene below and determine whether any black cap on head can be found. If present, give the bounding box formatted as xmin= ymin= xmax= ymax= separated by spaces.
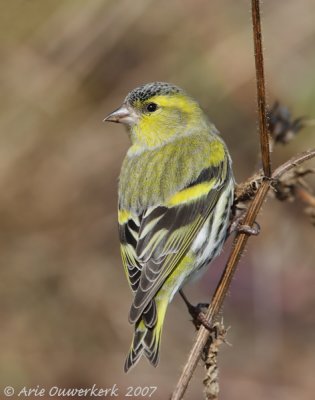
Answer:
xmin=125 ymin=82 xmax=183 ymax=105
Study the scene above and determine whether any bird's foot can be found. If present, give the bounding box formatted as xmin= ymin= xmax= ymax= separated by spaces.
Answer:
xmin=188 ymin=303 xmax=212 ymax=330
xmin=179 ymin=290 xmax=213 ymax=330
xmin=229 ymin=214 xmax=260 ymax=236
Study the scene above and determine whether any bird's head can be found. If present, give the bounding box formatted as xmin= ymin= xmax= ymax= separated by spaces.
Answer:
xmin=104 ymin=82 xmax=206 ymax=149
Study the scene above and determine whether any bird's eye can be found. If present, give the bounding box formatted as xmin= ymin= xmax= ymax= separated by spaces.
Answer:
xmin=146 ymin=102 xmax=158 ymax=112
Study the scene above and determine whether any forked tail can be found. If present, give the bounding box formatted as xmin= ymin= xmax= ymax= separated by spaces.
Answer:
xmin=124 ymin=298 xmax=167 ymax=372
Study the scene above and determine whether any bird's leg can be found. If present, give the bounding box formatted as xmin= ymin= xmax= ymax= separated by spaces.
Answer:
xmin=228 ymin=211 xmax=260 ymax=237
xmin=179 ymin=289 xmax=212 ymax=330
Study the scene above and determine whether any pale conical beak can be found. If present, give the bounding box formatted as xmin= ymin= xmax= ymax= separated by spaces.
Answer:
xmin=103 ymin=104 xmax=137 ymax=125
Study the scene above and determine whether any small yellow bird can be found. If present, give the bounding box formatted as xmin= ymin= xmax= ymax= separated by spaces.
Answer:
xmin=105 ymin=82 xmax=234 ymax=372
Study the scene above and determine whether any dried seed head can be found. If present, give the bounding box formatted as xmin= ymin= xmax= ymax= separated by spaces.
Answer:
xmin=267 ymin=102 xmax=305 ymax=145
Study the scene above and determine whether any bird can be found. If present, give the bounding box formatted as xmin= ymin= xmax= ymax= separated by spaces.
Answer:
xmin=104 ymin=82 xmax=234 ymax=372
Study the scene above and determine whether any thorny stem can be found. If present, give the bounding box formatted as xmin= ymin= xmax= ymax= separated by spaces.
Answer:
xmin=172 ymin=2 xmax=271 ymax=398
xmin=171 ymin=149 xmax=315 ymax=400
xmin=272 ymin=149 xmax=315 ymax=179
xmin=252 ymin=0 xmax=272 ymax=177
xmin=170 ymin=181 xmax=270 ymax=400
xmin=171 ymin=0 xmax=313 ymax=397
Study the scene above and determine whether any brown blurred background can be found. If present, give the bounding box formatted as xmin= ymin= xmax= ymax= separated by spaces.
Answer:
xmin=0 ymin=1 xmax=314 ymax=399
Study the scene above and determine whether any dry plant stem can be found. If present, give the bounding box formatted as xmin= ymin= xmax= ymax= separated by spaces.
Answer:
xmin=272 ymin=149 xmax=315 ymax=179
xmin=171 ymin=0 xmax=313 ymax=397
xmin=172 ymin=2 xmax=272 ymax=398
xmin=252 ymin=0 xmax=271 ymax=177
xmin=171 ymin=181 xmax=270 ymax=400
xmin=235 ymin=150 xmax=315 ymax=204
xmin=203 ymin=323 xmax=227 ymax=400
xmin=171 ymin=148 xmax=315 ymax=400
